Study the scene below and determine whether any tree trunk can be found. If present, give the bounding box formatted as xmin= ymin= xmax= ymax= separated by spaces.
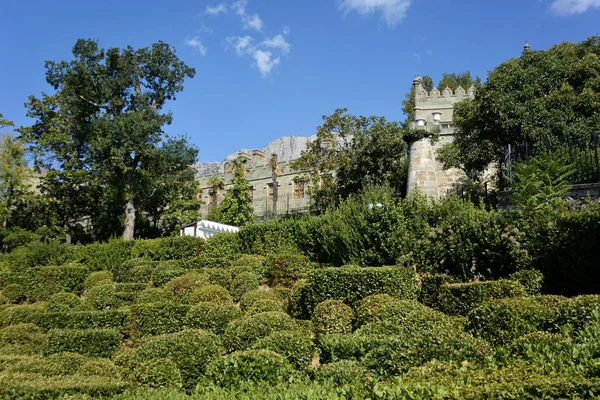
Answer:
xmin=123 ymin=197 xmax=136 ymax=240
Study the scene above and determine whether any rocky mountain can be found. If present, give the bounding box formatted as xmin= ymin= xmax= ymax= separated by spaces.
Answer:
xmin=194 ymin=135 xmax=316 ymax=178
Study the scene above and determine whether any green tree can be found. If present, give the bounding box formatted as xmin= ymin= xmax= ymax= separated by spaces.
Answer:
xmin=450 ymin=37 xmax=600 ymax=178
xmin=0 ymin=133 xmax=32 ymax=231
xmin=292 ymin=109 xmax=409 ymax=210
xmin=219 ymin=160 xmax=253 ymax=226
xmin=22 ymin=39 xmax=196 ymax=240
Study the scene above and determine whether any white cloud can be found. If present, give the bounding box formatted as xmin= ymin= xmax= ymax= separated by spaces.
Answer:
xmin=339 ymin=0 xmax=412 ymax=27
xmin=185 ymin=37 xmax=207 ymax=56
xmin=263 ymin=34 xmax=290 ymax=55
xmin=244 ymin=14 xmax=264 ymax=31
xmin=206 ymin=3 xmax=227 ymax=15
xmin=253 ymin=50 xmax=280 ymax=77
xmin=226 ymin=35 xmax=254 ymax=55
xmin=551 ymin=0 xmax=600 ymax=15
xmin=232 ymin=0 xmax=247 ymax=15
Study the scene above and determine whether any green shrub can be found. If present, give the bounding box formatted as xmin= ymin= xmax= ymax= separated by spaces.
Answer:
xmin=311 ymin=360 xmax=367 ymax=386
xmin=111 ymin=347 xmax=141 ymax=377
xmin=223 ymin=311 xmax=303 ymax=351
xmin=41 ymin=263 xmax=88 ymax=295
xmin=186 ymin=302 xmax=242 ymax=335
xmin=77 ymin=358 xmax=122 ymax=378
xmin=555 ymin=295 xmax=600 ymax=331
xmin=264 ymin=253 xmax=312 ymax=287
xmin=151 ymin=265 xmax=186 ymax=287
xmin=43 ymin=328 xmax=123 ymax=357
xmin=466 ymin=296 xmax=565 ymax=345
xmin=439 ymin=280 xmax=528 ymax=316
xmin=114 ymin=282 xmax=146 ymax=292
xmin=84 ymin=284 xmax=118 ymax=310
xmin=84 ymin=271 xmax=114 ymax=289
xmin=253 ymin=330 xmax=314 ymax=370
xmin=233 ymin=254 xmax=265 ymax=269
xmin=201 ymin=233 xmax=241 ymax=260
xmin=163 ymin=272 xmax=209 ymax=302
xmin=132 ymin=236 xmax=203 ymax=261
xmin=136 ymin=288 xmax=170 ymax=304
xmin=203 ymin=349 xmax=295 ymax=388
xmin=312 ymin=300 xmax=354 ymax=337
xmin=318 ymin=334 xmax=382 ymax=364
xmin=189 ymin=285 xmax=232 ymax=305
xmin=33 ymin=310 xmax=129 ymax=332
xmin=196 ymin=257 xmax=232 ymax=269
xmin=288 ymin=279 xmax=309 ymax=319
xmin=0 ymin=323 xmax=45 ymax=352
xmin=204 ymin=268 xmax=232 ymax=289
xmin=354 ymin=294 xmax=397 ymax=328
xmin=136 ymin=329 xmax=224 ymax=390
xmin=230 ymin=265 xmax=258 ymax=280
xmin=2 ymin=284 xmax=26 ymax=304
xmin=230 ymin=271 xmax=260 ymax=302
xmin=81 ymin=239 xmax=135 ymax=280
xmin=302 ymin=266 xmax=418 ymax=314
xmin=245 ymin=299 xmax=282 ymax=316
xmin=123 ymin=264 xmax=154 ymax=284
xmin=0 ymin=302 xmax=48 ymax=327
xmin=510 ymin=269 xmax=544 ymax=295
xmin=419 ymin=274 xmax=457 ymax=310
xmin=133 ymin=358 xmax=183 ymax=389
xmin=508 ymin=331 xmax=566 ymax=358
xmin=5 ymin=240 xmax=76 ymax=272
xmin=5 ymin=352 xmax=87 ymax=376
xmin=48 ymin=292 xmax=81 ymax=312
xmin=129 ymin=302 xmax=190 ymax=338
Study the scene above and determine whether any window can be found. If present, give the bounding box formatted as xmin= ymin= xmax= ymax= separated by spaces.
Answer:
xmin=294 ymin=180 xmax=305 ymax=199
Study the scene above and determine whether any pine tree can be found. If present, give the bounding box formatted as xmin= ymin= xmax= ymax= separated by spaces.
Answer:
xmin=219 ymin=160 xmax=254 ymax=226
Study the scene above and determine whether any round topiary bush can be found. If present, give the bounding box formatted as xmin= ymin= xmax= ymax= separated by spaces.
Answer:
xmin=2 ymin=284 xmax=26 ymax=304
xmin=264 ymin=253 xmax=312 ymax=287
xmin=136 ymin=329 xmax=224 ymax=390
xmin=186 ymin=302 xmax=242 ymax=335
xmin=223 ymin=311 xmax=302 ymax=351
xmin=135 ymin=288 xmax=170 ymax=304
xmin=84 ymin=284 xmax=117 ymax=310
xmin=230 ymin=266 xmax=257 ymax=280
xmin=163 ymin=272 xmax=209 ymax=302
xmin=47 ymin=292 xmax=81 ymax=312
xmin=126 ymin=264 xmax=154 ymax=284
xmin=253 ymin=330 xmax=314 ymax=370
xmin=230 ymin=272 xmax=259 ymax=302
xmin=84 ymin=271 xmax=113 ymax=290
xmin=510 ymin=269 xmax=544 ymax=296
xmin=133 ymin=358 xmax=183 ymax=389
xmin=354 ymin=294 xmax=398 ymax=328
xmin=77 ymin=358 xmax=121 ymax=378
xmin=205 ymin=268 xmax=232 ymax=289
xmin=312 ymin=300 xmax=354 ymax=337
xmin=203 ymin=349 xmax=296 ymax=388
xmin=244 ymin=299 xmax=282 ymax=317
xmin=189 ymin=285 xmax=232 ymax=305
xmin=0 ymin=323 xmax=45 ymax=346
xmin=239 ymin=289 xmax=281 ymax=312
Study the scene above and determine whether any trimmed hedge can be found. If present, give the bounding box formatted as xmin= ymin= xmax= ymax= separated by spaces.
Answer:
xmin=2 ymin=284 xmax=26 ymax=304
xmin=0 ymin=303 xmax=48 ymax=327
xmin=129 ymin=302 xmax=190 ymax=338
xmin=42 ymin=328 xmax=123 ymax=357
xmin=33 ymin=310 xmax=129 ymax=332
xmin=201 ymin=233 xmax=241 ymax=260
xmin=135 ymin=288 xmax=170 ymax=304
xmin=263 ymin=253 xmax=312 ymax=287
xmin=186 ymin=302 xmax=242 ymax=335
xmin=189 ymin=284 xmax=232 ymax=305
xmin=47 ymin=292 xmax=81 ymax=312
xmin=439 ymin=280 xmax=528 ymax=316
xmin=131 ymin=236 xmax=203 ymax=261
xmin=77 ymin=358 xmax=121 ymax=378
xmin=555 ymin=295 xmax=600 ymax=331
xmin=84 ymin=284 xmax=118 ymax=310
xmin=84 ymin=271 xmax=113 ymax=290
xmin=312 ymin=300 xmax=354 ymax=337
xmin=311 ymin=360 xmax=367 ymax=386
xmin=253 ymin=330 xmax=314 ymax=370
xmin=133 ymin=358 xmax=183 ymax=389
xmin=419 ymin=274 xmax=457 ymax=311
xmin=302 ymin=266 xmax=418 ymax=314
xmin=509 ymin=269 xmax=544 ymax=296
xmin=223 ymin=311 xmax=303 ymax=351
xmin=354 ymin=294 xmax=398 ymax=328
xmin=204 ymin=268 xmax=232 ymax=289
xmin=239 ymin=289 xmax=282 ymax=312
xmin=230 ymin=271 xmax=260 ymax=302
xmin=40 ymin=263 xmax=88 ymax=296
xmin=163 ymin=272 xmax=209 ymax=302
xmin=244 ymin=299 xmax=282 ymax=316
xmin=136 ymin=329 xmax=224 ymax=390
xmin=203 ymin=349 xmax=296 ymax=388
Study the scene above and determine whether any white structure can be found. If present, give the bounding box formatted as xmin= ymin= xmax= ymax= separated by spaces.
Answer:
xmin=180 ymin=220 xmax=240 ymax=239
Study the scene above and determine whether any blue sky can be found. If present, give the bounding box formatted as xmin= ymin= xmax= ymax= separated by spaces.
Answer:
xmin=1 ymin=0 xmax=599 ymax=161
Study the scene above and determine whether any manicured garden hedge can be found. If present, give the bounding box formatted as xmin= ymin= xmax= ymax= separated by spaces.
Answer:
xmin=42 ymin=328 xmax=122 ymax=357
xmin=439 ymin=280 xmax=527 ymax=316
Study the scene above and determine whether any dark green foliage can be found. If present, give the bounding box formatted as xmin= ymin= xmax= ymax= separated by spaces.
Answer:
xmin=4 ymin=352 xmax=86 ymax=376
xmin=508 ymin=331 xmax=565 ymax=358
xmin=264 ymin=252 xmax=312 ymax=287
xmin=186 ymin=302 xmax=242 ymax=335
xmin=302 ymin=266 xmax=418 ymax=314
xmin=223 ymin=311 xmax=303 ymax=351
xmin=135 ymin=288 xmax=170 ymax=304
xmin=354 ymin=294 xmax=397 ymax=328
xmin=131 ymin=236 xmax=203 ymax=261
xmin=204 ymin=268 xmax=232 ymax=289
xmin=0 ymin=303 xmax=48 ymax=327
xmin=47 ymin=292 xmax=81 ymax=312
xmin=84 ymin=284 xmax=118 ymax=310
xmin=230 ymin=271 xmax=259 ymax=302
xmin=554 ymin=295 xmax=600 ymax=331
xmin=133 ymin=358 xmax=183 ymax=389
xmin=237 ymin=220 xmax=299 ymax=256
xmin=0 ymin=373 xmax=129 ymax=398
xmin=312 ymin=300 xmax=354 ymax=337
xmin=33 ymin=310 xmax=129 ymax=332
xmin=466 ymin=296 xmax=566 ymax=345
xmin=201 ymin=233 xmax=241 ymax=260
xmin=84 ymin=271 xmax=113 ymax=289
xmin=232 ymin=254 xmax=266 ymax=269
xmin=509 ymin=269 xmax=544 ymax=295
xmin=151 ymin=265 xmax=186 ymax=287
xmin=122 ymin=263 xmax=154 ymax=284
xmin=196 ymin=257 xmax=232 ymax=269
xmin=239 ymin=289 xmax=282 ymax=312
xmin=43 ymin=328 xmax=122 ymax=357
xmin=244 ymin=299 xmax=282 ymax=316
xmin=81 ymin=240 xmax=135 ymax=279
xmin=419 ymin=274 xmax=457 ymax=310
xmin=40 ymin=263 xmax=88 ymax=295
xmin=439 ymin=280 xmax=528 ymax=316
xmin=204 ymin=350 xmax=296 ymax=388
xmin=4 ymin=240 xmax=76 ymax=272
xmin=253 ymin=330 xmax=314 ymax=370
xmin=163 ymin=272 xmax=209 ymax=302
xmin=0 ymin=323 xmax=45 ymax=355
xmin=311 ymin=360 xmax=367 ymax=386
xmin=189 ymin=284 xmax=232 ymax=305
xmin=2 ymin=283 xmax=26 ymax=304
xmin=129 ymin=302 xmax=190 ymax=337
xmin=218 ymin=160 xmax=254 ymax=227
xmin=136 ymin=329 xmax=224 ymax=390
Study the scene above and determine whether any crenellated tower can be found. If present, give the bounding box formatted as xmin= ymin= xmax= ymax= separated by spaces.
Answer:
xmin=406 ymin=75 xmax=475 ymax=198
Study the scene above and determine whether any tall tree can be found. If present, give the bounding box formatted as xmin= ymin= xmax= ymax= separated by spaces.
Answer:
xmin=207 ymin=176 xmax=225 ymax=209
xmin=219 ymin=159 xmax=253 ymax=226
xmin=22 ymin=39 xmax=196 ymax=240
xmin=0 ymin=132 xmax=31 ymax=232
